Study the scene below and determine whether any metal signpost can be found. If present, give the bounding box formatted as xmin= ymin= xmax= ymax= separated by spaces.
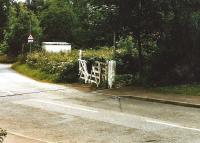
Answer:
xmin=28 ymin=34 xmax=34 ymax=53
xmin=28 ymin=0 xmax=33 ymax=53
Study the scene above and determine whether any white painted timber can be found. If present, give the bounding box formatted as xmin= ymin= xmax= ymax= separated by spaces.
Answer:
xmin=108 ymin=60 xmax=116 ymax=89
xmin=42 ymin=42 xmax=71 ymax=53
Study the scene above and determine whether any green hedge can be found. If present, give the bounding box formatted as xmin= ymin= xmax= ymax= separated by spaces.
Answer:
xmin=12 ymin=63 xmax=59 ymax=82
xmin=25 ymin=49 xmax=112 ymax=83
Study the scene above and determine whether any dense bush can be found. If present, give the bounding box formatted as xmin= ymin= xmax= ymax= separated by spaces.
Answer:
xmin=115 ymin=74 xmax=134 ymax=88
xmin=25 ymin=49 xmax=112 ymax=83
xmin=115 ymin=36 xmax=138 ymax=75
xmin=0 ymin=42 xmax=8 ymax=54
xmin=26 ymin=51 xmax=79 ymax=83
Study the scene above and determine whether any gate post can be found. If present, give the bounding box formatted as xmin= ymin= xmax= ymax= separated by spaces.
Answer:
xmin=79 ymin=50 xmax=83 ymax=60
xmin=108 ymin=60 xmax=116 ymax=89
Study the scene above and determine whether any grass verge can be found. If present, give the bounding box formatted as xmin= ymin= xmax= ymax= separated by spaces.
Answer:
xmin=12 ymin=63 xmax=200 ymax=96
xmin=12 ymin=63 xmax=59 ymax=83
xmin=153 ymin=84 xmax=200 ymax=96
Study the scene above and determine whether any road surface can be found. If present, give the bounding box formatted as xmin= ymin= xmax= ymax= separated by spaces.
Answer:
xmin=0 ymin=64 xmax=200 ymax=143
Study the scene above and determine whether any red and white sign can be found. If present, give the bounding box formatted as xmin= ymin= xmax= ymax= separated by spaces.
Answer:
xmin=28 ymin=34 xmax=34 ymax=43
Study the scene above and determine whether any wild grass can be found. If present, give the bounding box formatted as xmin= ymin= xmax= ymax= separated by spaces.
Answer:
xmin=12 ymin=63 xmax=59 ymax=83
xmin=153 ymin=84 xmax=200 ymax=96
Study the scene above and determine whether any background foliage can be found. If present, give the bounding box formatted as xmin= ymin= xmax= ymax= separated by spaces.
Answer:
xmin=25 ymin=49 xmax=112 ymax=83
xmin=1 ymin=0 xmax=200 ymax=86
xmin=4 ymin=3 xmax=41 ymax=56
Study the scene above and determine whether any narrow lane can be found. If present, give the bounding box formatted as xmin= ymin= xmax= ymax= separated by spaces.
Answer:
xmin=0 ymin=64 xmax=65 ymax=96
xmin=0 ymin=64 xmax=200 ymax=143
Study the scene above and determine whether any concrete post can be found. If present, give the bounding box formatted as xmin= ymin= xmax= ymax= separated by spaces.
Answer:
xmin=79 ymin=50 xmax=83 ymax=60
xmin=108 ymin=60 xmax=116 ymax=89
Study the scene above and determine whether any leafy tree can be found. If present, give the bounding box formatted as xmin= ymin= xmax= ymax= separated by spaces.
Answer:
xmin=5 ymin=3 xmax=42 ymax=56
xmin=26 ymin=0 xmax=46 ymax=14
xmin=89 ymin=0 xmax=163 ymax=72
xmin=70 ymin=0 xmax=120 ymax=48
xmin=149 ymin=0 xmax=200 ymax=85
xmin=86 ymin=0 xmax=120 ymax=47
xmin=0 ymin=0 xmax=10 ymax=42
xmin=70 ymin=0 xmax=92 ymax=47
xmin=40 ymin=0 xmax=76 ymax=42
xmin=89 ymin=0 xmax=200 ymax=84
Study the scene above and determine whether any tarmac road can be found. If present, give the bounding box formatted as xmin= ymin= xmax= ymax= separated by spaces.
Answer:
xmin=0 ymin=64 xmax=200 ymax=143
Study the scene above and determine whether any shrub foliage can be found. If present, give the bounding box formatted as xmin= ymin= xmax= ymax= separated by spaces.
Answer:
xmin=25 ymin=49 xmax=112 ymax=83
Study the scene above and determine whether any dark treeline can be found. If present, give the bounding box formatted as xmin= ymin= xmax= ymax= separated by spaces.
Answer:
xmin=1 ymin=0 xmax=200 ymax=85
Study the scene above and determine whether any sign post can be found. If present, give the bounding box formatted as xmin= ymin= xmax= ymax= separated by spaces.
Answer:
xmin=28 ymin=34 xmax=34 ymax=53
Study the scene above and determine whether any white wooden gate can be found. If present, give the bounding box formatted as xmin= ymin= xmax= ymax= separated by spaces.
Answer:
xmin=78 ymin=59 xmax=91 ymax=83
xmin=78 ymin=50 xmax=115 ymax=88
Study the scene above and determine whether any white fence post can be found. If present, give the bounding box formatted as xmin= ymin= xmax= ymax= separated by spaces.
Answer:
xmin=108 ymin=60 xmax=116 ymax=89
xmin=79 ymin=50 xmax=83 ymax=60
